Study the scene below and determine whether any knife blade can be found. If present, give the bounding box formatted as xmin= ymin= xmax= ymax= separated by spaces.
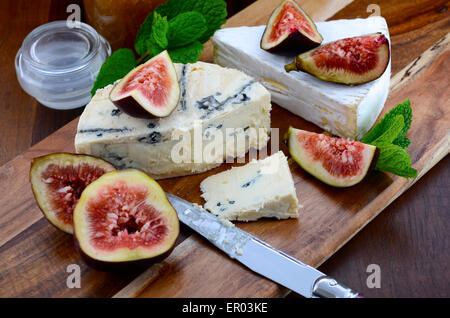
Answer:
xmin=167 ymin=193 xmax=361 ymax=298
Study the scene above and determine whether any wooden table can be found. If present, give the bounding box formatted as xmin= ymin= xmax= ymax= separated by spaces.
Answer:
xmin=0 ymin=0 xmax=448 ymax=297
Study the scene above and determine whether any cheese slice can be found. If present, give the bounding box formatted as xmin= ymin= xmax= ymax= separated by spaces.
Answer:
xmin=213 ymin=17 xmax=391 ymax=140
xmin=75 ymin=62 xmax=272 ymax=179
xmin=200 ymin=151 xmax=300 ymax=221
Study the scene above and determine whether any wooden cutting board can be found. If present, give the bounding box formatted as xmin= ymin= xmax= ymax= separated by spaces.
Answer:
xmin=0 ymin=0 xmax=448 ymax=297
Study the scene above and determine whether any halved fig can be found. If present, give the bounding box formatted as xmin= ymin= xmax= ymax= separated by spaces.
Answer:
xmin=261 ymin=0 xmax=323 ymax=52
xmin=285 ymin=33 xmax=390 ymax=85
xmin=286 ymin=127 xmax=379 ymax=187
xmin=30 ymin=153 xmax=115 ymax=234
xmin=73 ymin=169 xmax=179 ymax=270
xmin=109 ymin=50 xmax=180 ymax=119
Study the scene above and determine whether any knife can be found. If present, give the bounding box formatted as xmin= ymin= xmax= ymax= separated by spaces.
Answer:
xmin=167 ymin=194 xmax=362 ymax=298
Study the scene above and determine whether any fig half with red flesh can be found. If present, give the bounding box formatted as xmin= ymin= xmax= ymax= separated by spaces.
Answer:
xmin=261 ymin=0 xmax=323 ymax=52
xmin=30 ymin=153 xmax=115 ymax=234
xmin=285 ymin=33 xmax=390 ymax=85
xmin=287 ymin=127 xmax=379 ymax=187
xmin=73 ymin=169 xmax=179 ymax=270
xmin=109 ymin=50 xmax=180 ymax=119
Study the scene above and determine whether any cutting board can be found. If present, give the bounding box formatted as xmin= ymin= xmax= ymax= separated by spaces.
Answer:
xmin=0 ymin=0 xmax=448 ymax=297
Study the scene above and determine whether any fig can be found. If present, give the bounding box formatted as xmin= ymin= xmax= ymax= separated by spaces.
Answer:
xmin=30 ymin=153 xmax=115 ymax=234
xmin=285 ymin=33 xmax=390 ymax=85
xmin=109 ymin=50 xmax=180 ymax=119
xmin=286 ymin=127 xmax=379 ymax=187
xmin=260 ymin=0 xmax=323 ymax=52
xmin=73 ymin=169 xmax=179 ymax=270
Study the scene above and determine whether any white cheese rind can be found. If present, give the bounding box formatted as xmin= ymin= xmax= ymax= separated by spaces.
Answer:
xmin=213 ymin=17 xmax=391 ymax=140
xmin=75 ymin=62 xmax=272 ymax=179
xmin=200 ymin=151 xmax=300 ymax=221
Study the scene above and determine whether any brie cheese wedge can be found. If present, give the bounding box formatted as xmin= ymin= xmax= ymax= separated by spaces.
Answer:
xmin=200 ymin=151 xmax=300 ymax=221
xmin=213 ymin=17 xmax=391 ymax=140
xmin=75 ymin=62 xmax=272 ymax=179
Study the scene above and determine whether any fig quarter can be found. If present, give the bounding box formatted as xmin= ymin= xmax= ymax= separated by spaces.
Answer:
xmin=285 ymin=33 xmax=390 ymax=85
xmin=109 ymin=50 xmax=181 ymax=119
xmin=260 ymin=0 xmax=323 ymax=52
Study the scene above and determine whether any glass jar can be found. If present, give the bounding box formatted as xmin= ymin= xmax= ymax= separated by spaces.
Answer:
xmin=84 ymin=0 xmax=166 ymax=51
xmin=15 ymin=21 xmax=111 ymax=109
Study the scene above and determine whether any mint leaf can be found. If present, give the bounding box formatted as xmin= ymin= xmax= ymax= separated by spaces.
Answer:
xmin=195 ymin=0 xmax=227 ymax=43
xmin=91 ymin=49 xmax=136 ymax=96
xmin=167 ymin=11 xmax=207 ymax=48
xmin=135 ymin=12 xmax=168 ymax=59
xmin=372 ymin=115 xmax=404 ymax=144
xmin=156 ymin=0 xmax=227 ymax=43
xmin=168 ymin=41 xmax=204 ymax=63
xmin=151 ymin=12 xmax=169 ymax=49
xmin=135 ymin=13 xmax=153 ymax=55
xmin=393 ymin=136 xmax=411 ymax=148
xmin=392 ymin=99 xmax=412 ymax=147
xmin=373 ymin=142 xmax=417 ymax=178
xmin=362 ymin=100 xmax=416 ymax=178
xmin=362 ymin=99 xmax=413 ymax=148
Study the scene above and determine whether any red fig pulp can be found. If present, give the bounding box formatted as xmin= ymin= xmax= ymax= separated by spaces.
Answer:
xmin=287 ymin=127 xmax=379 ymax=187
xmin=285 ymin=33 xmax=390 ymax=85
xmin=30 ymin=153 xmax=115 ymax=234
xmin=110 ymin=50 xmax=180 ymax=119
xmin=261 ymin=0 xmax=322 ymax=52
xmin=73 ymin=169 xmax=179 ymax=270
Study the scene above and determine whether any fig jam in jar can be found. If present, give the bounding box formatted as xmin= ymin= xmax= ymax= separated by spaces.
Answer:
xmin=83 ymin=0 xmax=166 ymax=51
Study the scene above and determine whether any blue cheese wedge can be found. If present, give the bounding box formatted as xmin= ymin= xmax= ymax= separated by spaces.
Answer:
xmin=75 ymin=62 xmax=272 ymax=179
xmin=200 ymin=151 xmax=300 ymax=221
xmin=213 ymin=17 xmax=391 ymax=140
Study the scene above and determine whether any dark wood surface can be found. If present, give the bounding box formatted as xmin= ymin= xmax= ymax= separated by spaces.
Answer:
xmin=319 ymin=0 xmax=450 ymax=298
xmin=0 ymin=0 xmax=448 ymax=298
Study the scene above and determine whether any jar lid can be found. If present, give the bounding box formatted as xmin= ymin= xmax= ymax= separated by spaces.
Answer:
xmin=16 ymin=21 xmax=111 ymax=109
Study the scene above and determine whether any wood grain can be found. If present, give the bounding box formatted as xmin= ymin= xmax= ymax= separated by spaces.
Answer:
xmin=0 ymin=0 xmax=85 ymax=167
xmin=0 ymin=0 xmax=448 ymax=298
xmin=317 ymin=155 xmax=450 ymax=298
xmin=390 ymin=33 xmax=449 ymax=93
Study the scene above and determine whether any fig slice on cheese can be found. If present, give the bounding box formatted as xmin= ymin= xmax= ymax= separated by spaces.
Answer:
xmin=110 ymin=50 xmax=180 ymax=119
xmin=261 ymin=0 xmax=323 ymax=52
xmin=285 ymin=33 xmax=390 ymax=85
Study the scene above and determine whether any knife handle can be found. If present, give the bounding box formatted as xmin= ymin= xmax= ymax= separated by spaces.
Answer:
xmin=312 ymin=276 xmax=362 ymax=298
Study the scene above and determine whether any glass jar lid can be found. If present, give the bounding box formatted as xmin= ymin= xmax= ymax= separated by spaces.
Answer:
xmin=16 ymin=21 xmax=111 ymax=109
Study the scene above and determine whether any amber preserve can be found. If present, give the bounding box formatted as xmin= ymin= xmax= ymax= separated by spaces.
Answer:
xmin=83 ymin=0 xmax=167 ymax=50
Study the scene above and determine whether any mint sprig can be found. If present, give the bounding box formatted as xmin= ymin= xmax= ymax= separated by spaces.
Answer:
xmin=156 ymin=0 xmax=227 ymax=43
xmin=92 ymin=0 xmax=227 ymax=96
xmin=135 ymin=13 xmax=153 ymax=56
xmin=168 ymin=41 xmax=204 ymax=64
xmin=362 ymin=99 xmax=417 ymax=178
xmin=371 ymin=142 xmax=417 ymax=178
xmin=362 ymin=99 xmax=412 ymax=148
xmin=150 ymin=12 xmax=169 ymax=50
xmin=371 ymin=115 xmax=404 ymax=144
xmin=167 ymin=11 xmax=207 ymax=48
